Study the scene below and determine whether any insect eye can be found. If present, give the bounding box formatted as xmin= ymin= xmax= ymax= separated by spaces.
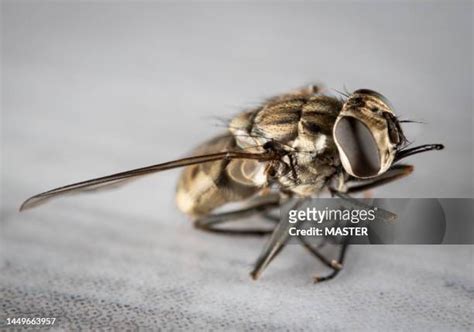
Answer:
xmin=334 ymin=116 xmax=381 ymax=178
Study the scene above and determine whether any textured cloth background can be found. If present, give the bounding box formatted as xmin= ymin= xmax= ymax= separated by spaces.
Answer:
xmin=1 ymin=2 xmax=473 ymax=330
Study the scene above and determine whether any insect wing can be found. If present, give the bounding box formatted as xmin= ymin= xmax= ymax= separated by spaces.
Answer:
xmin=20 ymin=151 xmax=277 ymax=211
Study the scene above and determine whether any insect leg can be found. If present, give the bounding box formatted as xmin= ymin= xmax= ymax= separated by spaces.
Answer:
xmin=194 ymin=196 xmax=281 ymax=237
xmin=332 ymin=191 xmax=397 ymax=222
xmin=311 ymin=166 xmax=413 ymax=283
xmin=195 ymin=228 xmax=272 ymax=236
xmin=313 ymin=241 xmax=349 ymax=283
xmin=345 ymin=164 xmax=414 ymax=194
xmin=262 ymin=213 xmax=341 ymax=271
xmin=250 ymin=198 xmax=307 ymax=280
xmin=299 ymin=236 xmax=344 ymax=271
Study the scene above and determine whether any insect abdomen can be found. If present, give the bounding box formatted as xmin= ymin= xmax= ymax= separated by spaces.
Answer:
xmin=176 ymin=135 xmax=266 ymax=218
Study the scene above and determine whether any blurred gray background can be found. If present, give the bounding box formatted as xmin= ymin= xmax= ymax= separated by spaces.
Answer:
xmin=1 ymin=1 xmax=473 ymax=330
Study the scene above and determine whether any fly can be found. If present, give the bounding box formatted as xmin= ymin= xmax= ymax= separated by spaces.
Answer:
xmin=19 ymin=85 xmax=444 ymax=282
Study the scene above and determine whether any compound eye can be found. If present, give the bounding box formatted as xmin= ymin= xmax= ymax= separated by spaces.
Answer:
xmin=334 ymin=116 xmax=381 ymax=178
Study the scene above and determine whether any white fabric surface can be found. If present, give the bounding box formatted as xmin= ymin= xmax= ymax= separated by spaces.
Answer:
xmin=1 ymin=2 xmax=473 ymax=330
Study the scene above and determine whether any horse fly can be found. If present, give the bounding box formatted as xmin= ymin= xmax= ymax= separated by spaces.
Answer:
xmin=20 ymin=85 xmax=444 ymax=282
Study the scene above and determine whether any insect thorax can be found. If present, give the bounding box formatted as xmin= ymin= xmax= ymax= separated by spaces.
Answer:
xmin=229 ymin=95 xmax=343 ymax=196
